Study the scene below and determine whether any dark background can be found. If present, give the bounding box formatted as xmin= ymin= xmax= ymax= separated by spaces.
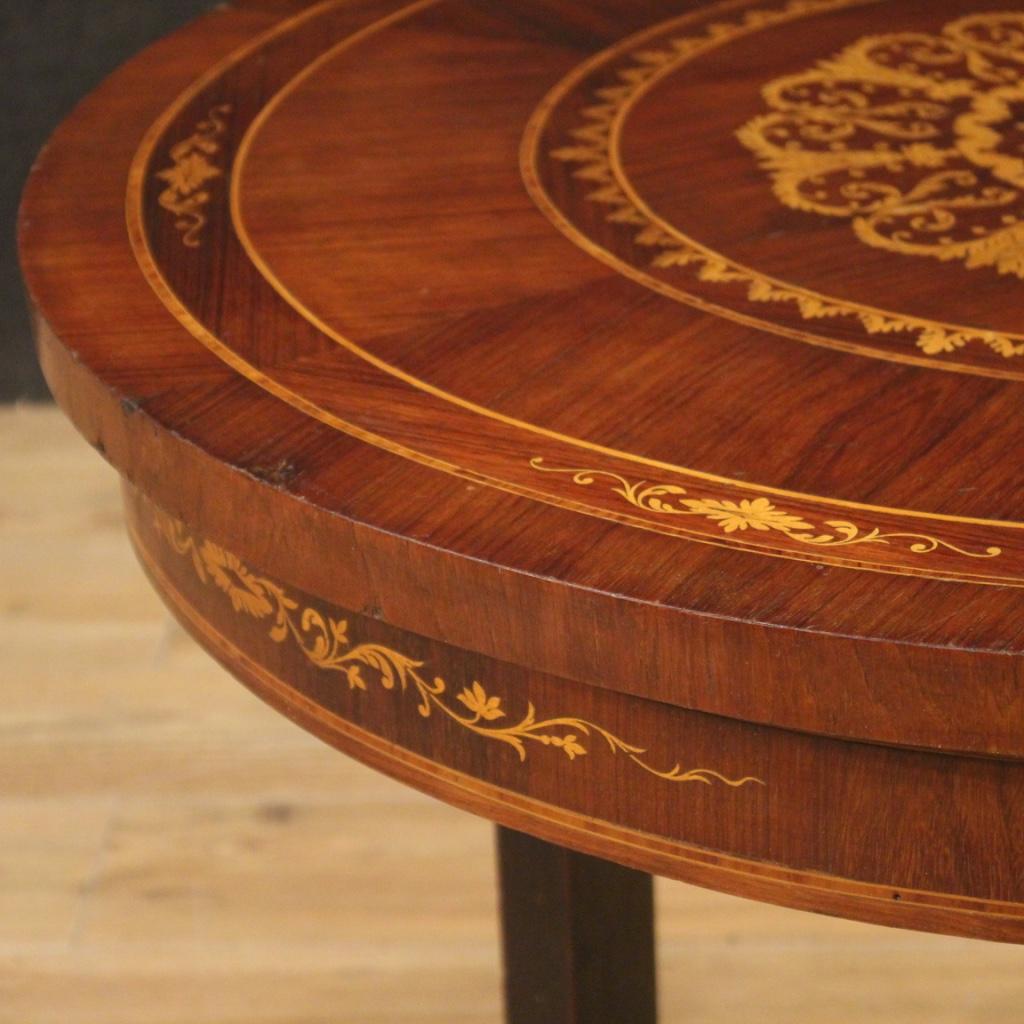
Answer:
xmin=2 ymin=0 xmax=217 ymax=402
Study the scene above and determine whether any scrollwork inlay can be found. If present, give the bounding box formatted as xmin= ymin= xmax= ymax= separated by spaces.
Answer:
xmin=153 ymin=511 xmax=763 ymax=789
xmin=739 ymin=11 xmax=1024 ymax=348
xmin=530 ymin=458 xmax=1002 ymax=559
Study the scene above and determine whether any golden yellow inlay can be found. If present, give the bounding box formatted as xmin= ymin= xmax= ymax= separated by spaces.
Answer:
xmin=739 ymin=11 xmax=1024 ymax=352
xmin=156 ymin=104 xmax=232 ymax=246
xmin=549 ymin=0 xmax=1024 ymax=360
xmin=530 ymin=459 xmax=1002 ymax=558
xmin=154 ymin=511 xmax=762 ymax=788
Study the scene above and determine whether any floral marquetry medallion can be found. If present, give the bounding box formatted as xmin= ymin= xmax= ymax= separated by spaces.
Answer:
xmin=738 ymin=13 xmax=1024 ymax=296
xmin=526 ymin=0 xmax=1024 ymax=370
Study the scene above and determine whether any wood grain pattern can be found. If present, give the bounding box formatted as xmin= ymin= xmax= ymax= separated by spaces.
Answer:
xmin=17 ymin=0 xmax=1024 ymax=944
xmin=497 ymin=826 xmax=657 ymax=1024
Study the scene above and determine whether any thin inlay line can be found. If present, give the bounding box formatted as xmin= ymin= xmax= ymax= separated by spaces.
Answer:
xmin=125 ymin=0 xmax=1024 ymax=587
xmin=228 ymin=0 xmax=1024 ymax=526
xmin=130 ymin=2 xmax=977 ymax=578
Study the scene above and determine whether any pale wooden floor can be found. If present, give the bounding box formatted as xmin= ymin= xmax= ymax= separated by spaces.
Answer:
xmin=3 ymin=405 xmax=1024 ymax=1024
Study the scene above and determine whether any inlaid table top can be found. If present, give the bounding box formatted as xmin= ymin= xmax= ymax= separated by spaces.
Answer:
xmin=19 ymin=0 xmax=1024 ymax=943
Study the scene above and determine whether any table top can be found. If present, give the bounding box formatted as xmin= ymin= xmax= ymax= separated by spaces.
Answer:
xmin=23 ymin=0 xmax=1024 ymax=944
xmin=20 ymin=0 xmax=1024 ymax=759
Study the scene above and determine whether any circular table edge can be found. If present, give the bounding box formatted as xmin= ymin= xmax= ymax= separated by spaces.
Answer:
xmin=16 ymin=0 xmax=1024 ymax=759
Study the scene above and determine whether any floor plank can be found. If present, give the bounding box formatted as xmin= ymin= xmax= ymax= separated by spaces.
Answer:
xmin=3 ymin=405 xmax=1024 ymax=1023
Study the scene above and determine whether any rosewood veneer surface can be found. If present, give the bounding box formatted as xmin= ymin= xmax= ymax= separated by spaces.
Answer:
xmin=19 ymin=0 xmax=1024 ymax=942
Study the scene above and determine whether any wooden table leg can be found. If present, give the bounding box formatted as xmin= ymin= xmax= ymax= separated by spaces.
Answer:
xmin=496 ymin=826 xmax=657 ymax=1024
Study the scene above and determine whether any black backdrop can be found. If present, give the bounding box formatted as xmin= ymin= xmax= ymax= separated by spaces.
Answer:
xmin=2 ymin=0 xmax=217 ymax=402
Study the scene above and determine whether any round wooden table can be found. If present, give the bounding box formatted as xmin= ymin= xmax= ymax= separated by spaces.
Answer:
xmin=20 ymin=0 xmax=1024 ymax=1018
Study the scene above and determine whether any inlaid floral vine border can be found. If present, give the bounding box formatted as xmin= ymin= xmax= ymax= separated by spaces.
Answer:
xmin=153 ymin=510 xmax=763 ymax=788
xmin=547 ymin=0 xmax=1024 ymax=359
xmin=530 ymin=458 xmax=1001 ymax=559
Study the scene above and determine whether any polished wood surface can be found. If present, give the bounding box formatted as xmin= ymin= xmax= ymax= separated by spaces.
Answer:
xmin=18 ymin=0 xmax=1024 ymax=943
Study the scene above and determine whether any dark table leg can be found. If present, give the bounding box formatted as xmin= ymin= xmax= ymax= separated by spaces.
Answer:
xmin=496 ymin=825 xmax=657 ymax=1024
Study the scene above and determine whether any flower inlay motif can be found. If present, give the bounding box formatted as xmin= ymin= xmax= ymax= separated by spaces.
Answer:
xmin=739 ymin=11 xmax=1024 ymax=348
xmin=152 ymin=510 xmax=763 ymax=789
xmin=529 ymin=458 xmax=1002 ymax=559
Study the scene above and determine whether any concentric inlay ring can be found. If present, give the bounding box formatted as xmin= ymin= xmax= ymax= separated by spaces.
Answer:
xmin=523 ymin=0 xmax=1024 ymax=376
xmin=125 ymin=0 xmax=1024 ymax=587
